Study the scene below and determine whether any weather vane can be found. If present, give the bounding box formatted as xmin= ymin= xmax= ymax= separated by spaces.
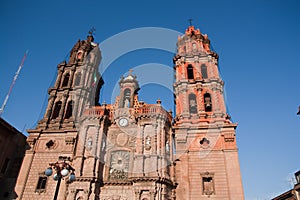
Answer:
xmin=88 ymin=27 xmax=96 ymax=36
xmin=188 ymin=18 xmax=193 ymax=26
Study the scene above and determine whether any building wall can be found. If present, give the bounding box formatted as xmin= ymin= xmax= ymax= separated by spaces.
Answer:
xmin=272 ymin=170 xmax=300 ymax=200
xmin=0 ymin=118 xmax=27 ymax=199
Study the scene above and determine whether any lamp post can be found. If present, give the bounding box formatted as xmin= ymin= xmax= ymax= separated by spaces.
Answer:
xmin=44 ymin=156 xmax=76 ymax=200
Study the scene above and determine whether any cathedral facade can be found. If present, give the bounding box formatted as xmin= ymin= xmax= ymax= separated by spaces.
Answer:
xmin=15 ymin=25 xmax=244 ymax=199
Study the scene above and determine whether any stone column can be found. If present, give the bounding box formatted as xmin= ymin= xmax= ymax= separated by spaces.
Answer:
xmin=196 ymin=86 xmax=203 ymax=113
xmin=182 ymin=86 xmax=189 ymax=115
xmin=153 ymin=124 xmax=158 ymax=154
xmin=68 ymin=66 xmax=76 ymax=88
xmin=55 ymin=68 xmax=64 ymax=88
xmin=58 ymin=92 xmax=68 ymax=120
xmin=156 ymin=123 xmax=161 ymax=176
xmin=74 ymin=124 xmax=88 ymax=176
xmin=161 ymin=124 xmax=166 ymax=177
xmin=44 ymin=95 xmax=55 ymax=119
xmin=66 ymin=189 xmax=76 ymax=200
xmin=181 ymin=64 xmax=186 ymax=80
xmin=80 ymin=64 xmax=87 ymax=88
xmin=209 ymin=57 xmax=214 ymax=79
xmin=91 ymin=125 xmax=100 ymax=157
xmin=175 ymin=65 xmax=179 ymax=82
xmin=212 ymin=89 xmax=219 ymax=111
xmin=162 ymin=185 xmax=167 ymax=200
xmin=84 ymin=189 xmax=90 ymax=199
xmin=149 ymin=189 xmax=157 ymax=200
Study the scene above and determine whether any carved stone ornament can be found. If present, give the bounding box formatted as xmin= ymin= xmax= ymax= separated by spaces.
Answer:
xmin=102 ymin=196 xmax=128 ymax=200
xmin=116 ymin=132 xmax=128 ymax=146
xmin=65 ymin=137 xmax=75 ymax=145
xmin=27 ymin=137 xmax=36 ymax=149
xmin=109 ymin=151 xmax=130 ymax=180
xmin=199 ymin=137 xmax=210 ymax=149
xmin=46 ymin=139 xmax=57 ymax=150
xmin=224 ymin=133 xmax=235 ymax=142
xmin=109 ymin=169 xmax=128 ymax=180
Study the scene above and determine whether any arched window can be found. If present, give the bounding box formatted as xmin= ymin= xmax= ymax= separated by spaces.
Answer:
xmin=76 ymin=51 xmax=83 ymax=60
xmin=189 ymin=93 xmax=197 ymax=114
xmin=187 ymin=64 xmax=194 ymax=79
xmin=201 ymin=64 xmax=208 ymax=79
xmin=203 ymin=176 xmax=214 ymax=195
xmin=51 ymin=101 xmax=62 ymax=119
xmin=204 ymin=93 xmax=212 ymax=112
xmin=74 ymin=72 xmax=81 ymax=86
xmin=62 ymin=73 xmax=70 ymax=87
xmin=64 ymin=100 xmax=73 ymax=119
xmin=123 ymin=88 xmax=131 ymax=108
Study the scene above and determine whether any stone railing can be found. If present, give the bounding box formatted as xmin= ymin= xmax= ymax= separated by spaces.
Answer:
xmin=136 ymin=105 xmax=172 ymax=122
xmin=83 ymin=106 xmax=106 ymax=117
xmin=83 ymin=105 xmax=173 ymax=122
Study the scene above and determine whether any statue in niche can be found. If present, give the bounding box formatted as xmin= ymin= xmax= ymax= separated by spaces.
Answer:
xmin=122 ymin=88 xmax=131 ymax=108
xmin=86 ymin=137 xmax=93 ymax=150
xmin=166 ymin=141 xmax=170 ymax=153
xmin=146 ymin=137 xmax=151 ymax=145
xmin=124 ymin=98 xmax=130 ymax=108
xmin=145 ymin=136 xmax=151 ymax=150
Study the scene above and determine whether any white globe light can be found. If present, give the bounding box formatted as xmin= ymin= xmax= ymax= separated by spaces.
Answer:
xmin=61 ymin=168 xmax=69 ymax=177
xmin=45 ymin=168 xmax=53 ymax=176
xmin=53 ymin=173 xmax=59 ymax=181
xmin=69 ymin=173 xmax=76 ymax=182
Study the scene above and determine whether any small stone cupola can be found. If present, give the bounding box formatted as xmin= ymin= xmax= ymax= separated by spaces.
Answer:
xmin=118 ymin=71 xmax=140 ymax=108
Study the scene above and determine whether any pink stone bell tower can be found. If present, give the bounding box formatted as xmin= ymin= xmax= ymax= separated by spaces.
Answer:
xmin=173 ymin=25 xmax=244 ymax=199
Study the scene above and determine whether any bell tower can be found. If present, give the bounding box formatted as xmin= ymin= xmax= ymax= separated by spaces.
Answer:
xmin=38 ymin=34 xmax=103 ymax=129
xmin=173 ymin=26 xmax=244 ymax=199
xmin=15 ymin=34 xmax=104 ymax=200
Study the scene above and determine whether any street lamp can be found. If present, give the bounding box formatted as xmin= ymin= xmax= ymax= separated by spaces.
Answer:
xmin=45 ymin=156 xmax=76 ymax=200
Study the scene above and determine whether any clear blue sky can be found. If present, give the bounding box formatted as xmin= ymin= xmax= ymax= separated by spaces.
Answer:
xmin=0 ymin=0 xmax=299 ymax=199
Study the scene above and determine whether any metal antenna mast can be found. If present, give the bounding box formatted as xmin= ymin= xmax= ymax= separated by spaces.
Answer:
xmin=0 ymin=51 xmax=28 ymax=116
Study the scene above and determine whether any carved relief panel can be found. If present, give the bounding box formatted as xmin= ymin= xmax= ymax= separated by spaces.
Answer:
xmin=108 ymin=150 xmax=130 ymax=180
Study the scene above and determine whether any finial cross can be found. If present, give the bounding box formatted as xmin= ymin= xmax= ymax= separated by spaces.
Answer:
xmin=88 ymin=27 xmax=96 ymax=35
xmin=129 ymin=69 xmax=133 ymax=75
xmin=188 ymin=18 xmax=193 ymax=26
